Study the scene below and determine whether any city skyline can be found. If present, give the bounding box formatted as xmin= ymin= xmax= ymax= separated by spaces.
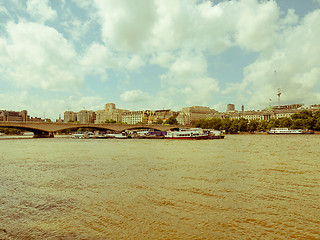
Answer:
xmin=1 ymin=0 xmax=320 ymax=120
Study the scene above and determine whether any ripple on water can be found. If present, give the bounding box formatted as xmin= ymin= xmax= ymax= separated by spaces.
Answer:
xmin=0 ymin=135 xmax=320 ymax=239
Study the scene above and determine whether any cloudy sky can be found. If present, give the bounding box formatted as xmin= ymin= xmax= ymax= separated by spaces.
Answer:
xmin=1 ymin=0 xmax=320 ymax=120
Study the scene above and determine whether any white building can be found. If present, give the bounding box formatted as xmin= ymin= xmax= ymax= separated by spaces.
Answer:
xmin=94 ymin=103 xmax=128 ymax=123
xmin=177 ymin=106 xmax=217 ymax=125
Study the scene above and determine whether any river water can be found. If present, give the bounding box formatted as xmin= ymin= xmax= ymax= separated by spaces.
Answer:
xmin=0 ymin=135 xmax=319 ymax=239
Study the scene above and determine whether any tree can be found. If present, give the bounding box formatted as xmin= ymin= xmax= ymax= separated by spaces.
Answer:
xmin=267 ymin=118 xmax=280 ymax=130
xmin=229 ymin=121 xmax=239 ymax=134
xmin=258 ymin=120 xmax=269 ymax=131
xmin=313 ymin=110 xmax=320 ymax=120
xmin=291 ymin=110 xmax=313 ymax=119
xmin=165 ymin=116 xmax=178 ymax=125
xmin=314 ymin=119 xmax=320 ymax=131
xmin=154 ymin=118 xmax=163 ymax=124
xmin=105 ymin=119 xmax=116 ymax=123
xmin=238 ymin=118 xmax=248 ymax=132
xmin=291 ymin=119 xmax=304 ymax=129
xmin=278 ymin=117 xmax=292 ymax=128
xmin=248 ymin=120 xmax=259 ymax=132
xmin=220 ymin=118 xmax=232 ymax=132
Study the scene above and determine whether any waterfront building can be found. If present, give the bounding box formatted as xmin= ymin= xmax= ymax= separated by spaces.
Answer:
xmin=177 ymin=106 xmax=217 ymax=125
xmin=64 ymin=111 xmax=77 ymax=123
xmin=121 ymin=109 xmax=177 ymax=125
xmin=94 ymin=103 xmax=128 ymax=123
xmin=0 ymin=110 xmax=28 ymax=122
xmin=227 ymin=104 xmax=235 ymax=112
xmin=77 ymin=110 xmax=96 ymax=124
xmin=225 ymin=104 xmax=304 ymax=121
xmin=147 ymin=110 xmax=177 ymax=124
xmin=122 ymin=110 xmax=150 ymax=124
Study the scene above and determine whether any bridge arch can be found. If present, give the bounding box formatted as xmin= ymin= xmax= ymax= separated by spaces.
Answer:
xmin=0 ymin=122 xmax=184 ymax=137
xmin=0 ymin=125 xmax=53 ymax=138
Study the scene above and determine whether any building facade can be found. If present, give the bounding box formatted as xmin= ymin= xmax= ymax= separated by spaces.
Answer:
xmin=77 ymin=110 xmax=96 ymax=124
xmin=177 ymin=106 xmax=217 ymax=125
xmin=94 ymin=103 xmax=128 ymax=123
xmin=0 ymin=110 xmax=28 ymax=122
xmin=225 ymin=104 xmax=304 ymax=121
xmin=63 ymin=110 xmax=96 ymax=124
xmin=64 ymin=111 xmax=77 ymax=123
xmin=122 ymin=110 xmax=150 ymax=124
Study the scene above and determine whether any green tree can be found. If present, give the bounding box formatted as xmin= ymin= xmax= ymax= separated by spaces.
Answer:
xmin=291 ymin=119 xmax=304 ymax=129
xmin=291 ymin=110 xmax=313 ymax=119
xmin=314 ymin=119 xmax=320 ymax=131
xmin=267 ymin=118 xmax=280 ymax=130
xmin=278 ymin=117 xmax=292 ymax=128
xmin=248 ymin=120 xmax=259 ymax=132
xmin=220 ymin=118 xmax=232 ymax=132
xmin=229 ymin=121 xmax=239 ymax=134
xmin=154 ymin=118 xmax=163 ymax=124
xmin=238 ymin=118 xmax=248 ymax=132
xmin=165 ymin=116 xmax=178 ymax=125
xmin=313 ymin=110 xmax=320 ymax=120
xmin=258 ymin=120 xmax=269 ymax=131
xmin=105 ymin=119 xmax=116 ymax=123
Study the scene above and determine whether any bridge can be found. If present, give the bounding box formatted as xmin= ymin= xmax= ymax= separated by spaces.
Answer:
xmin=0 ymin=122 xmax=183 ymax=138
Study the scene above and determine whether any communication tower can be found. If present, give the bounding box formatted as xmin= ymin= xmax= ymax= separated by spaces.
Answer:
xmin=277 ymin=88 xmax=281 ymax=106
xmin=275 ymin=70 xmax=281 ymax=106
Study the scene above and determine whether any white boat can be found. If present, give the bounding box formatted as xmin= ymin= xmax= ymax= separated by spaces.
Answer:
xmin=267 ymin=128 xmax=304 ymax=134
xmin=165 ymin=128 xmax=208 ymax=139
xmin=207 ymin=130 xmax=225 ymax=139
xmin=72 ymin=133 xmax=87 ymax=138
xmin=23 ymin=132 xmax=34 ymax=136
xmin=105 ymin=132 xmax=128 ymax=139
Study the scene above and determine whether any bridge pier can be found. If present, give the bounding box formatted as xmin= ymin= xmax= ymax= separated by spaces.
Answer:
xmin=33 ymin=131 xmax=54 ymax=138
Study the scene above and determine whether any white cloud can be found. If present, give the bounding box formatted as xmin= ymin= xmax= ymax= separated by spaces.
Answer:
xmin=80 ymin=43 xmax=115 ymax=81
xmin=161 ymin=52 xmax=220 ymax=106
xmin=26 ymin=0 xmax=57 ymax=23
xmin=0 ymin=21 xmax=81 ymax=91
xmin=314 ymin=0 xmax=320 ymax=6
xmin=0 ymin=5 xmax=9 ymax=17
xmin=120 ymin=89 xmax=151 ymax=103
xmin=92 ymin=0 xmax=281 ymax=57
xmin=95 ymin=0 xmax=157 ymax=52
xmin=231 ymin=9 xmax=320 ymax=109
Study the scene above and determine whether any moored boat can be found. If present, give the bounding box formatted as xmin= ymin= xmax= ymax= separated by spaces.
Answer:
xmin=165 ymin=128 xmax=208 ymax=139
xmin=267 ymin=128 xmax=311 ymax=134
xmin=105 ymin=132 xmax=129 ymax=139
xmin=207 ymin=130 xmax=225 ymax=139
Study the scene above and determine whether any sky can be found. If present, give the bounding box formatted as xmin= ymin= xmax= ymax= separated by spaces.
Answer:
xmin=1 ymin=0 xmax=320 ymax=120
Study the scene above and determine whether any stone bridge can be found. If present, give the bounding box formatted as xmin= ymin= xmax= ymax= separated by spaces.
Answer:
xmin=0 ymin=121 xmax=182 ymax=138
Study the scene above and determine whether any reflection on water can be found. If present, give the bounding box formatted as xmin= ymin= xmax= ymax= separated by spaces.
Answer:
xmin=0 ymin=135 xmax=320 ymax=239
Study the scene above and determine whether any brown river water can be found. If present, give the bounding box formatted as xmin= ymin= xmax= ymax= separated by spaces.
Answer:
xmin=0 ymin=135 xmax=319 ymax=239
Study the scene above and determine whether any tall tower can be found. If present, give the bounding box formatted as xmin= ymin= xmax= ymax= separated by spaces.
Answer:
xmin=277 ymin=88 xmax=281 ymax=106
xmin=275 ymin=70 xmax=281 ymax=106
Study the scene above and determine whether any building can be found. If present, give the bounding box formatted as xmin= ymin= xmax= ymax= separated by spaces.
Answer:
xmin=0 ymin=110 xmax=28 ymax=122
xmin=177 ymin=106 xmax=217 ymax=125
xmin=227 ymin=104 xmax=235 ymax=112
xmin=146 ymin=110 xmax=176 ymax=124
xmin=225 ymin=104 xmax=304 ymax=121
xmin=63 ymin=110 xmax=96 ymax=124
xmin=77 ymin=110 xmax=96 ymax=124
xmin=94 ymin=103 xmax=128 ymax=123
xmin=122 ymin=110 xmax=150 ymax=124
xmin=64 ymin=111 xmax=77 ymax=123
